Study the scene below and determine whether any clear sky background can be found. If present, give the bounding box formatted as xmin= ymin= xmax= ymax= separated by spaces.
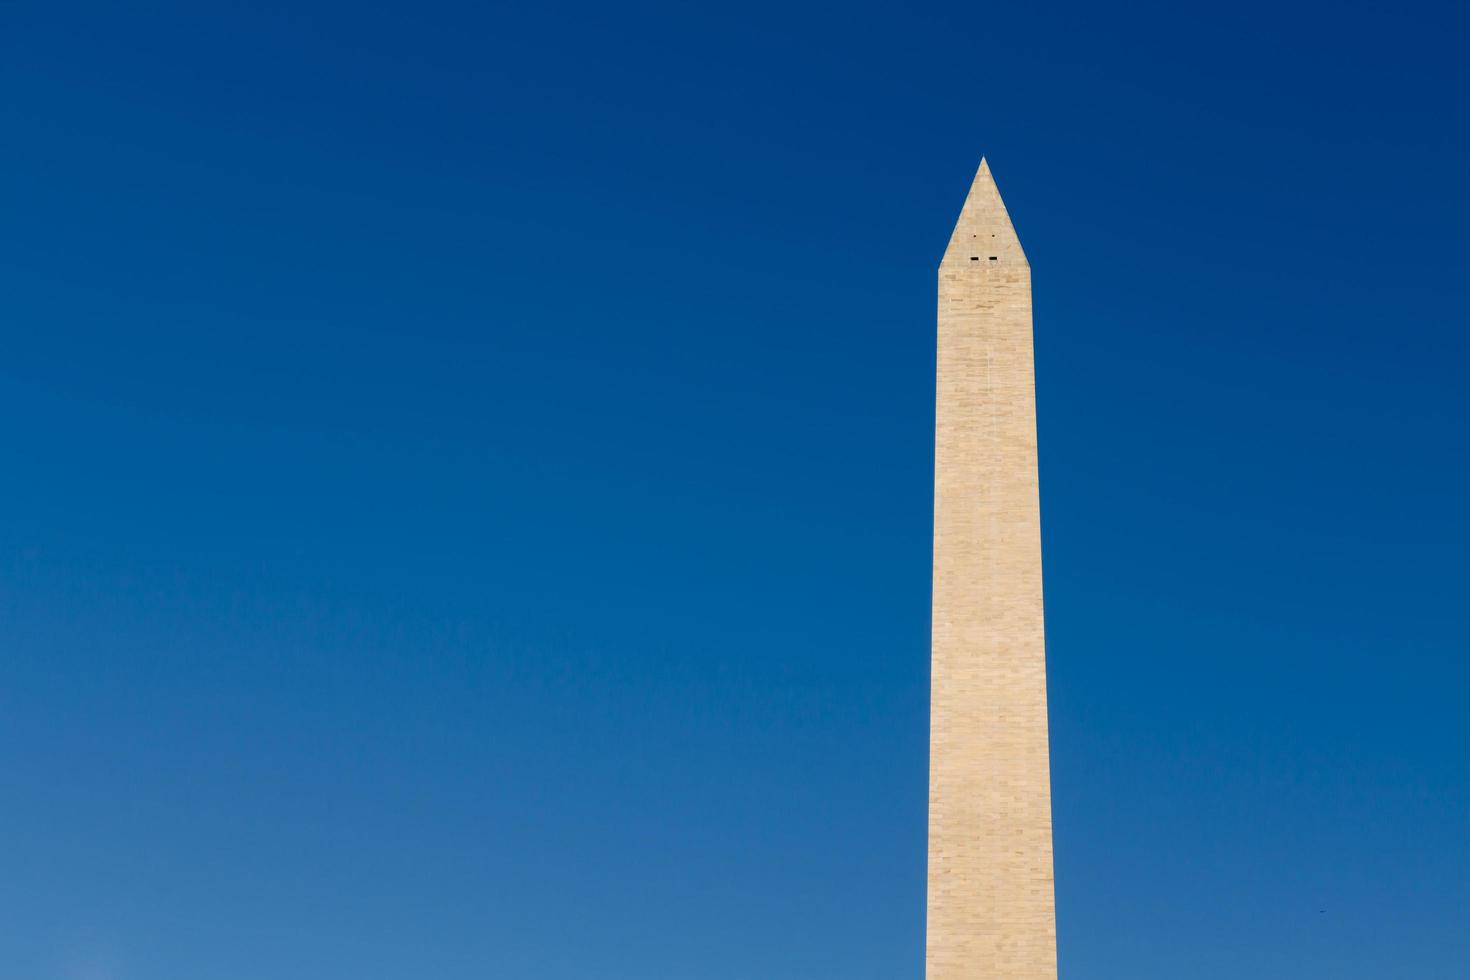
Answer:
xmin=2 ymin=2 xmax=1467 ymax=978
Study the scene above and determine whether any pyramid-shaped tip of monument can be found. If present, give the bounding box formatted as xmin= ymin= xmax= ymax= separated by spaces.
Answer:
xmin=940 ymin=157 xmax=1028 ymax=267
xmin=964 ymin=157 xmax=1003 ymax=207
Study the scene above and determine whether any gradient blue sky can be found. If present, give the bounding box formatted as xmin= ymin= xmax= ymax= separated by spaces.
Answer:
xmin=3 ymin=2 xmax=1467 ymax=978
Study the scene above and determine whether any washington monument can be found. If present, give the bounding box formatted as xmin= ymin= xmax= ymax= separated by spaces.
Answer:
xmin=927 ymin=159 xmax=1057 ymax=978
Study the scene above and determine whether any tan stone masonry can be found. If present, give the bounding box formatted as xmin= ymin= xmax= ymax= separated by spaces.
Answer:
xmin=926 ymin=159 xmax=1057 ymax=979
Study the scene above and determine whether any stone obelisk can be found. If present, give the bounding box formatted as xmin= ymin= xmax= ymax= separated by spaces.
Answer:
xmin=927 ymin=159 xmax=1057 ymax=978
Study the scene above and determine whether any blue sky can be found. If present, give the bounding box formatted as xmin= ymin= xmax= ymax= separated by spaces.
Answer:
xmin=2 ymin=2 xmax=1466 ymax=977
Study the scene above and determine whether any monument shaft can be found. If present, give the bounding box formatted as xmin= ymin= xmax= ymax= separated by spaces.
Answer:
xmin=927 ymin=160 xmax=1057 ymax=978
